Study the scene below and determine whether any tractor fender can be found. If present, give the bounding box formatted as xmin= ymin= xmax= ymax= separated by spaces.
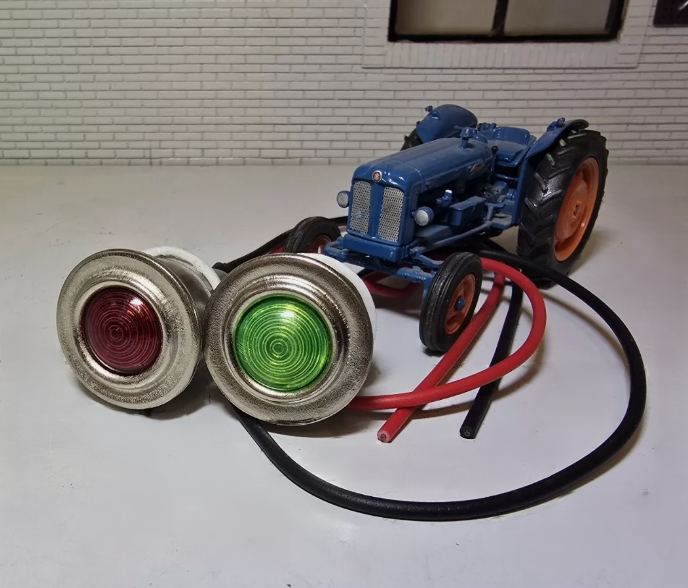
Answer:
xmin=523 ymin=118 xmax=589 ymax=164
xmin=513 ymin=119 xmax=589 ymax=223
xmin=415 ymin=104 xmax=479 ymax=144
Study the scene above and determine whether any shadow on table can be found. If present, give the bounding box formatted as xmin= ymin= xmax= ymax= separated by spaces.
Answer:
xmin=70 ymin=362 xmax=223 ymax=419
xmin=147 ymin=363 xmax=223 ymax=420
xmin=577 ymin=227 xmax=613 ymax=268
xmin=487 ymin=225 xmax=612 ymax=271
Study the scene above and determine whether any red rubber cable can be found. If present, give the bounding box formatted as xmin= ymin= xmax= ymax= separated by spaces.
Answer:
xmin=347 ymin=259 xmax=546 ymax=411
xmin=363 ymin=271 xmax=388 ymax=282
xmin=377 ymin=273 xmax=506 ymax=442
xmin=362 ymin=274 xmax=419 ymax=299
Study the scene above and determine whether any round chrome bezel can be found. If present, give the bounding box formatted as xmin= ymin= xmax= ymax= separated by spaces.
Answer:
xmin=56 ymin=249 xmax=208 ymax=409
xmin=204 ymin=254 xmax=374 ymax=425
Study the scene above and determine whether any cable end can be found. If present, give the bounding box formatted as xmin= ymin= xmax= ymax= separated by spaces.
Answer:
xmin=460 ymin=426 xmax=475 ymax=440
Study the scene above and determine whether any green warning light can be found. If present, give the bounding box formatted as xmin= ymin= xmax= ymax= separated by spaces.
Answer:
xmin=233 ymin=295 xmax=332 ymax=392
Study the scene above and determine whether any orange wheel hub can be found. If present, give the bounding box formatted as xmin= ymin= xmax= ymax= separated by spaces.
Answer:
xmin=554 ymin=157 xmax=600 ymax=262
xmin=308 ymin=236 xmax=331 ymax=254
xmin=445 ymin=274 xmax=476 ymax=335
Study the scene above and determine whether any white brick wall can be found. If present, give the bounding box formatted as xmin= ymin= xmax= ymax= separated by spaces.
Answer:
xmin=0 ymin=0 xmax=686 ymax=166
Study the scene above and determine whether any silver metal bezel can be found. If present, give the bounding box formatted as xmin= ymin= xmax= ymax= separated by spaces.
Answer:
xmin=204 ymin=254 xmax=374 ymax=425
xmin=56 ymin=249 xmax=208 ymax=409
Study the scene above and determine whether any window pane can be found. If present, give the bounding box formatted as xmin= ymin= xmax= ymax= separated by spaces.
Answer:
xmin=504 ymin=0 xmax=614 ymax=35
xmin=395 ymin=0 xmax=498 ymax=36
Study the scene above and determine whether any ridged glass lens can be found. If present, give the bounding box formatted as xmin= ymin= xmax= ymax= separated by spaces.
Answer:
xmin=233 ymin=295 xmax=332 ymax=392
xmin=81 ymin=287 xmax=163 ymax=375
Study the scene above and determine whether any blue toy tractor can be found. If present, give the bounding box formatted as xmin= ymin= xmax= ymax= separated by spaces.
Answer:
xmin=285 ymin=105 xmax=608 ymax=353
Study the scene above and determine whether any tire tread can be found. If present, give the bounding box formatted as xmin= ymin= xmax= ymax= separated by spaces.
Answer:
xmin=517 ymin=128 xmax=608 ymax=287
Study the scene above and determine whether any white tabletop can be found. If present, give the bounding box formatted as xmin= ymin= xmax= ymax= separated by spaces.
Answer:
xmin=1 ymin=163 xmax=686 ymax=587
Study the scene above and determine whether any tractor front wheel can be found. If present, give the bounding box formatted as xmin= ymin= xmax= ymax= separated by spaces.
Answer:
xmin=284 ymin=216 xmax=341 ymax=254
xmin=419 ymin=252 xmax=483 ymax=354
xmin=517 ymin=128 xmax=608 ymax=287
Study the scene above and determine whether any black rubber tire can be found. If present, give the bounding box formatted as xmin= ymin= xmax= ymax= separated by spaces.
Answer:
xmin=517 ymin=128 xmax=608 ymax=288
xmin=283 ymin=216 xmax=341 ymax=254
xmin=419 ymin=252 xmax=483 ymax=354
xmin=401 ymin=128 xmax=422 ymax=151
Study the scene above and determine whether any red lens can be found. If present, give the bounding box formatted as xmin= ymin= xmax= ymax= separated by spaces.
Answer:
xmin=81 ymin=287 xmax=163 ymax=375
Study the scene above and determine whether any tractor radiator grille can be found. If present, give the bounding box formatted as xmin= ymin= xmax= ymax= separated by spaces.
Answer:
xmin=378 ymin=187 xmax=405 ymax=242
xmin=350 ymin=181 xmax=371 ymax=234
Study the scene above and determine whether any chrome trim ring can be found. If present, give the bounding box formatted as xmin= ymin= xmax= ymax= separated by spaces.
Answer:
xmin=204 ymin=254 xmax=374 ymax=425
xmin=56 ymin=249 xmax=209 ymax=409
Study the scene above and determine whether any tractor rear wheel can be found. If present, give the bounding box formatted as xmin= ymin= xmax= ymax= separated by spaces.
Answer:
xmin=420 ymin=252 xmax=483 ymax=354
xmin=517 ymin=128 xmax=608 ymax=287
xmin=284 ymin=216 xmax=341 ymax=254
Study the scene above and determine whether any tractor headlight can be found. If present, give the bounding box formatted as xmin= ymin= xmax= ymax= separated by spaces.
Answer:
xmin=336 ymin=190 xmax=350 ymax=208
xmin=414 ymin=207 xmax=434 ymax=227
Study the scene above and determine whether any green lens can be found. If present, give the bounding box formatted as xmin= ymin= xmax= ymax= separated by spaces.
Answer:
xmin=233 ymin=295 xmax=332 ymax=392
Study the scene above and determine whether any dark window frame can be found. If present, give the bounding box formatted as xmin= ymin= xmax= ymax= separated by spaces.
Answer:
xmin=388 ymin=0 xmax=627 ymax=43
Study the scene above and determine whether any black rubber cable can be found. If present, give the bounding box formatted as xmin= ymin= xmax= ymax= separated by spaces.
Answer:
xmin=212 ymin=230 xmax=290 ymax=274
xmin=460 ymin=282 xmax=524 ymax=440
xmin=231 ymin=250 xmax=646 ymax=521
xmin=212 ymin=216 xmax=347 ymax=274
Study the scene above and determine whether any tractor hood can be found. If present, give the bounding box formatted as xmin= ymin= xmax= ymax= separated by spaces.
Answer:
xmin=353 ymin=138 xmax=493 ymax=195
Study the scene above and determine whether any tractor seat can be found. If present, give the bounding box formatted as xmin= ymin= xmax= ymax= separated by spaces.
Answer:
xmin=480 ymin=125 xmax=536 ymax=165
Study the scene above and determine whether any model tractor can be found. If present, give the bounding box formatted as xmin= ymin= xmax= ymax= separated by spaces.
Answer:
xmin=285 ymin=105 xmax=608 ymax=353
